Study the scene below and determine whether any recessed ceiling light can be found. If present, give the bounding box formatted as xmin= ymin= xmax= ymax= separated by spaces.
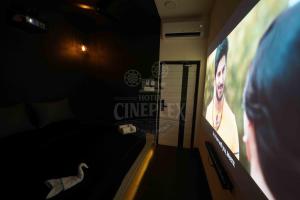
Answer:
xmin=164 ymin=0 xmax=177 ymax=9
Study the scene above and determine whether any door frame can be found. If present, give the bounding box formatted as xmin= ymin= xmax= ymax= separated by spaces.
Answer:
xmin=156 ymin=61 xmax=200 ymax=149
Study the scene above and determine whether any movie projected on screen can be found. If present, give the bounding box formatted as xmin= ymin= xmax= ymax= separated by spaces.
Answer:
xmin=203 ymin=0 xmax=300 ymax=198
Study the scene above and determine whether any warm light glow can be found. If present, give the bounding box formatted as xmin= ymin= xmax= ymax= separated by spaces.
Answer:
xmin=77 ymin=3 xmax=95 ymax=10
xmin=81 ymin=45 xmax=87 ymax=52
xmin=124 ymin=147 xmax=154 ymax=200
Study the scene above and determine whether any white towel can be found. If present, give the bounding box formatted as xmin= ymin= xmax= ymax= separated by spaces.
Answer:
xmin=118 ymin=124 xmax=136 ymax=135
xmin=45 ymin=163 xmax=88 ymax=199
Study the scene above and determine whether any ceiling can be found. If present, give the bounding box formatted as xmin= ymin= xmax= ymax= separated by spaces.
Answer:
xmin=7 ymin=0 xmax=161 ymax=34
xmin=7 ymin=0 xmax=214 ymax=34
xmin=64 ymin=0 xmax=161 ymax=33
xmin=154 ymin=0 xmax=214 ymax=20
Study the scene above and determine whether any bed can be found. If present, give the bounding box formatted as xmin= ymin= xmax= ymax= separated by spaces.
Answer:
xmin=0 ymin=100 xmax=146 ymax=200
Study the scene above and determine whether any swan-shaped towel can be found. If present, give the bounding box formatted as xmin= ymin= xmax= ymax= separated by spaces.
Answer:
xmin=45 ymin=162 xmax=88 ymax=199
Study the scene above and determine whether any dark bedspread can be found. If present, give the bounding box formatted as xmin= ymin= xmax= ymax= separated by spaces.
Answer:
xmin=0 ymin=120 xmax=146 ymax=200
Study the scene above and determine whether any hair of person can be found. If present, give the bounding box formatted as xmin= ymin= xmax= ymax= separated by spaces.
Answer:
xmin=243 ymin=3 xmax=300 ymax=199
xmin=214 ymin=38 xmax=229 ymax=77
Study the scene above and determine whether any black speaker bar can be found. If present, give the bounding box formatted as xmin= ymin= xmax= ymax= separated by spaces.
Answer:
xmin=205 ymin=141 xmax=233 ymax=190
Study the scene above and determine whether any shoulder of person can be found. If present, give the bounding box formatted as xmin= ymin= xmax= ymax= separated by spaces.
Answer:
xmin=223 ymin=99 xmax=237 ymax=122
xmin=207 ymin=100 xmax=213 ymax=111
xmin=205 ymin=100 xmax=213 ymax=121
xmin=206 ymin=100 xmax=213 ymax=115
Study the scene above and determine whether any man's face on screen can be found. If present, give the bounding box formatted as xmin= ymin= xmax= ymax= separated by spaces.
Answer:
xmin=215 ymin=55 xmax=226 ymax=102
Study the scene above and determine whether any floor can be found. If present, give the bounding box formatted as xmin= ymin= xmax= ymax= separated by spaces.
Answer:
xmin=134 ymin=145 xmax=212 ymax=200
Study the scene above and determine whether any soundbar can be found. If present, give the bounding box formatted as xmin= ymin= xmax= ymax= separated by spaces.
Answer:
xmin=205 ymin=141 xmax=233 ymax=190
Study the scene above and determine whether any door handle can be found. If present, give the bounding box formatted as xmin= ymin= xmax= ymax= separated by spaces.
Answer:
xmin=161 ymin=99 xmax=168 ymax=111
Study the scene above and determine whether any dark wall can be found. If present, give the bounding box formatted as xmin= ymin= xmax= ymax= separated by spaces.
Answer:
xmin=1 ymin=0 xmax=160 ymax=123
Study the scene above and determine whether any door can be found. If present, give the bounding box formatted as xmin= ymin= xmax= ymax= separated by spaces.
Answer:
xmin=156 ymin=61 xmax=200 ymax=148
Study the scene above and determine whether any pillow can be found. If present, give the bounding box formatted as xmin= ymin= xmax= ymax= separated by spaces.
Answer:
xmin=0 ymin=103 xmax=35 ymax=138
xmin=31 ymin=98 xmax=75 ymax=128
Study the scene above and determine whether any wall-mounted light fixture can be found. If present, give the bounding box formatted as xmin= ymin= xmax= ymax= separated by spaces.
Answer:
xmin=77 ymin=3 xmax=95 ymax=11
xmin=81 ymin=44 xmax=87 ymax=52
